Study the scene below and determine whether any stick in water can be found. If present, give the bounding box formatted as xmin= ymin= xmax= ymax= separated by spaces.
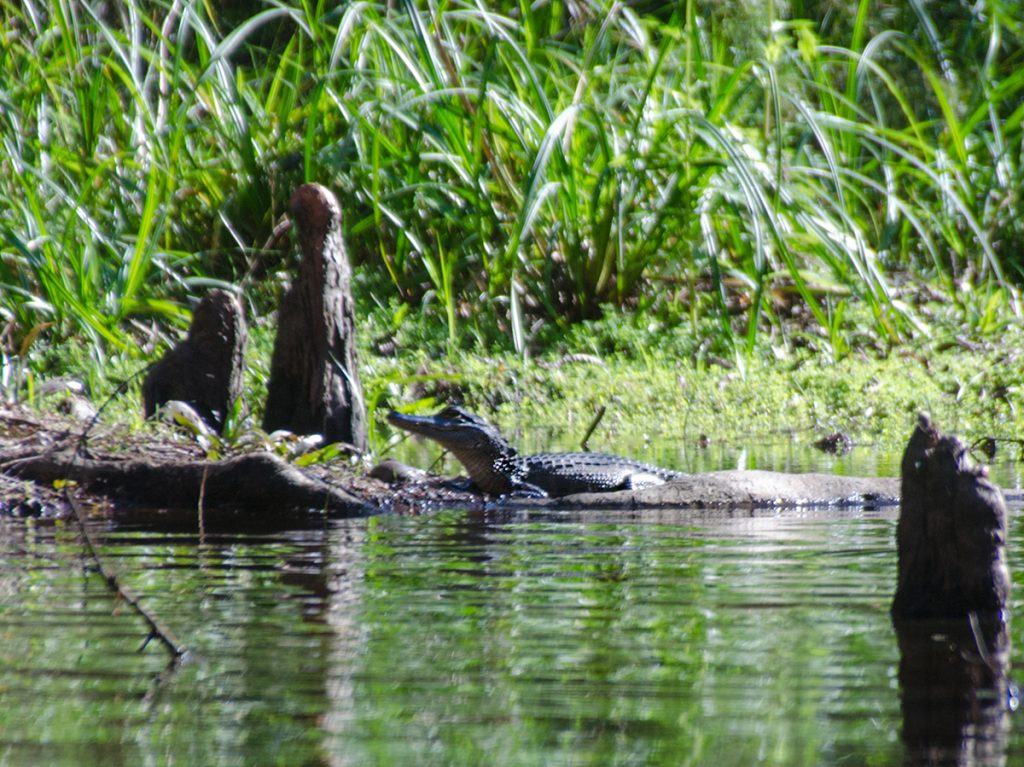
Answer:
xmin=63 ymin=487 xmax=189 ymax=666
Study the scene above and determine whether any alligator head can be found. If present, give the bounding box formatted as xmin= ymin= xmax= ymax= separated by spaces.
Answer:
xmin=386 ymin=406 xmax=521 ymax=494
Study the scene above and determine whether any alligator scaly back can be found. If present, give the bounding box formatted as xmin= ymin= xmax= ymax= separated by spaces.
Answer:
xmin=387 ymin=406 xmax=681 ymax=498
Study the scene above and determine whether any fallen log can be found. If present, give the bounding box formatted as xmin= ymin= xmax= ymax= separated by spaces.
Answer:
xmin=4 ymin=450 xmax=371 ymax=518
xmin=3 ymin=401 xmax=908 ymax=524
xmin=523 ymin=469 xmax=900 ymax=510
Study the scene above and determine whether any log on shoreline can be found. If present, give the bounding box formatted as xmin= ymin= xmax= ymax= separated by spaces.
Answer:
xmin=526 ymin=469 xmax=900 ymax=510
xmin=3 ymin=450 xmax=372 ymax=519
xmin=2 ymin=447 xmax=904 ymax=522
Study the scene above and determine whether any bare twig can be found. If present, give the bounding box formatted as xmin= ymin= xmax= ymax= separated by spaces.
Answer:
xmin=62 ymin=487 xmax=188 ymax=665
xmin=61 ymin=363 xmax=190 ymax=666
xmin=77 ymin=365 xmax=151 ymax=456
xmin=580 ymin=406 xmax=606 ymax=451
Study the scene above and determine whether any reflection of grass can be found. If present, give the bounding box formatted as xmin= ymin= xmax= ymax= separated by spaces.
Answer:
xmin=1 ymin=1 xmax=1022 ymax=370
xmin=349 ymin=509 xmax=900 ymax=766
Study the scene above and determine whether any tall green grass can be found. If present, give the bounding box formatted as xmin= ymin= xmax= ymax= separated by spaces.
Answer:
xmin=0 ymin=0 xmax=282 ymax=357
xmin=1 ymin=0 xmax=1021 ymax=374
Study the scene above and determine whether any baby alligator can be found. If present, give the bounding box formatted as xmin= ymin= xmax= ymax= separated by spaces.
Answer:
xmin=387 ymin=406 xmax=681 ymax=498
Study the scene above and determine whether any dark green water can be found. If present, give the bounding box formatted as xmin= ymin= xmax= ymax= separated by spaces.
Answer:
xmin=0 ymin=446 xmax=1021 ymax=766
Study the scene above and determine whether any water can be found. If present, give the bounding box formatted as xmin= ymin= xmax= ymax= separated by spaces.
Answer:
xmin=0 ymin=445 xmax=1021 ymax=766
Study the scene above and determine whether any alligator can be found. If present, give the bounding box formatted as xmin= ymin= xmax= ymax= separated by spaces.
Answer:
xmin=387 ymin=406 xmax=681 ymax=498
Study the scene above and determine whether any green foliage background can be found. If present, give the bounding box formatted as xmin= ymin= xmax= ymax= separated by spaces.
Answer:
xmin=1 ymin=0 xmax=1022 ymax=367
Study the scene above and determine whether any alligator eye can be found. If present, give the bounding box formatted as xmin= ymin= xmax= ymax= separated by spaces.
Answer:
xmin=438 ymin=406 xmax=468 ymax=420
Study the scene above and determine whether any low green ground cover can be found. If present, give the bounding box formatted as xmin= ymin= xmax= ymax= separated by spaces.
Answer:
xmin=21 ymin=297 xmax=1024 ymax=461
xmin=365 ymin=312 xmax=1024 ymax=455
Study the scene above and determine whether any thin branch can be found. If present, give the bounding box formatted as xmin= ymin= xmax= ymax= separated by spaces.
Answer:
xmin=63 ymin=487 xmax=189 ymax=665
xmin=580 ymin=405 xmax=606 ymax=451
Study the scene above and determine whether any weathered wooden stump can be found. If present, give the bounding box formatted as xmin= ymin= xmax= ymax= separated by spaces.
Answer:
xmin=891 ymin=414 xmax=1014 ymax=763
xmin=263 ymin=184 xmax=367 ymax=450
xmin=892 ymin=413 xmax=1010 ymax=618
xmin=142 ymin=289 xmax=247 ymax=433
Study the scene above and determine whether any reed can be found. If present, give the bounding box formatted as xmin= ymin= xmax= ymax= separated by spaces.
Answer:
xmin=1 ymin=0 xmax=1020 ymax=370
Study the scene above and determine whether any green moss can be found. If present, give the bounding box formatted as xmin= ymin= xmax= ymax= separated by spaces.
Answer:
xmin=16 ymin=295 xmax=1022 ymax=463
xmin=361 ymin=334 xmax=1022 ymax=456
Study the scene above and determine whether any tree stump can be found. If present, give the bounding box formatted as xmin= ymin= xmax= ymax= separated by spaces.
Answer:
xmin=263 ymin=184 xmax=367 ymax=449
xmin=892 ymin=413 xmax=1010 ymax=618
xmin=142 ymin=289 xmax=247 ymax=433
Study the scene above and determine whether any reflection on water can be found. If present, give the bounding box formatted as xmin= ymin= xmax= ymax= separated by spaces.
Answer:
xmin=896 ymin=615 xmax=1013 ymax=766
xmin=0 ymin=446 xmax=1019 ymax=765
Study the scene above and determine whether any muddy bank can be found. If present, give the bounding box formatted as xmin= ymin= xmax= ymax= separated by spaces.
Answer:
xmin=0 ymin=404 xmax=477 ymax=523
xmin=0 ymin=404 xmax=908 ymax=526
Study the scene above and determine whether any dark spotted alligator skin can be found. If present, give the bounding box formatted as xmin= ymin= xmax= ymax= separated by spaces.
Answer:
xmin=387 ymin=406 xmax=680 ymax=498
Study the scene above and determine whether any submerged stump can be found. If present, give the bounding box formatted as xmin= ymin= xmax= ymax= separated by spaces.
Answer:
xmin=891 ymin=414 xmax=1014 ymax=763
xmin=892 ymin=413 xmax=1010 ymax=619
xmin=263 ymin=183 xmax=367 ymax=450
xmin=142 ymin=289 xmax=246 ymax=433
